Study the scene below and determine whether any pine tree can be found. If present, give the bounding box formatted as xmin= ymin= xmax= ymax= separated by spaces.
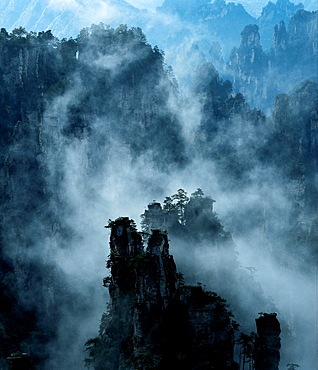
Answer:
xmin=172 ymin=189 xmax=189 ymax=225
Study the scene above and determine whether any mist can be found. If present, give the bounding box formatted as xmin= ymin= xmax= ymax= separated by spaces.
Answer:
xmin=138 ymin=158 xmax=317 ymax=368
xmin=0 ymin=1 xmax=317 ymax=370
xmin=39 ymin=66 xmax=316 ymax=367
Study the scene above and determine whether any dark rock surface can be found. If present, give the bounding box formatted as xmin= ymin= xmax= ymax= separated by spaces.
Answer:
xmin=254 ymin=313 xmax=281 ymax=370
xmin=88 ymin=217 xmax=239 ymax=370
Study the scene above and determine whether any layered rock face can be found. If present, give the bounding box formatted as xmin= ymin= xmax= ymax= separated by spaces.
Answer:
xmin=90 ymin=217 xmax=238 ymax=370
xmin=228 ymin=24 xmax=268 ymax=105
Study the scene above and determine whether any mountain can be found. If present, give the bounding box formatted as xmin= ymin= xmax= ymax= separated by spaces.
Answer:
xmin=158 ymin=0 xmax=254 ymax=24
xmin=85 ymin=216 xmax=281 ymax=370
xmin=228 ymin=9 xmax=317 ymax=108
xmin=258 ymin=0 xmax=304 ymax=49
xmin=157 ymin=0 xmax=256 ymax=54
xmin=230 ymin=0 xmax=313 ymax=17
xmin=0 ymin=0 xmax=140 ymax=38
xmin=150 ymin=0 xmax=257 ymax=95
xmin=0 ymin=4 xmax=317 ymax=370
xmin=152 ymin=0 xmax=316 ymax=107
xmin=0 ymin=0 xmax=316 ymax=108
xmin=0 ymin=24 xmax=186 ymax=368
xmin=228 ymin=24 xmax=269 ymax=107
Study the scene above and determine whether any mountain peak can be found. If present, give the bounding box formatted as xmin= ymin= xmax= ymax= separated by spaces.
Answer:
xmin=260 ymin=0 xmax=304 ymax=20
xmin=158 ymin=0 xmax=254 ymax=21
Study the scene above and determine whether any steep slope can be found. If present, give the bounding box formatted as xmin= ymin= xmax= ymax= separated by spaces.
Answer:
xmin=0 ymin=25 xmax=186 ymax=368
xmin=97 ymin=217 xmax=237 ymax=370
xmin=259 ymin=80 xmax=318 ymax=266
xmin=228 ymin=24 xmax=269 ymax=107
xmin=86 ymin=217 xmax=282 ymax=370
xmin=140 ymin=190 xmax=280 ymax=334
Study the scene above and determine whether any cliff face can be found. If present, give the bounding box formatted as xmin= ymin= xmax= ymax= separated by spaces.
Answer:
xmin=87 ymin=216 xmax=284 ymax=370
xmin=0 ymin=25 xmax=186 ymax=367
xmin=258 ymin=0 xmax=304 ymax=49
xmin=268 ymin=8 xmax=317 ymax=81
xmin=228 ymin=10 xmax=317 ymax=108
xmin=228 ymin=24 xmax=268 ymax=105
xmin=254 ymin=313 xmax=281 ymax=370
xmin=287 ymin=10 xmax=317 ymax=70
xmin=88 ymin=217 xmax=238 ymax=370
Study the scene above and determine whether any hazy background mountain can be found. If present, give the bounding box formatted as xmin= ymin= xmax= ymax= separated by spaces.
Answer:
xmin=0 ymin=0 xmax=314 ymax=54
xmin=0 ymin=0 xmax=140 ymax=37
xmin=1 ymin=0 xmax=316 ymax=108
xmin=227 ymin=0 xmax=316 ymax=16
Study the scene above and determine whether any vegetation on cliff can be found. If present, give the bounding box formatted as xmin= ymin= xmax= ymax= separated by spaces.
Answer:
xmin=0 ymin=11 xmax=316 ymax=368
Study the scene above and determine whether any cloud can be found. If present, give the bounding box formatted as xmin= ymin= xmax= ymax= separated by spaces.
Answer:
xmin=76 ymin=1 xmax=121 ymax=23
xmin=48 ymin=0 xmax=79 ymax=11
xmin=47 ymin=0 xmax=133 ymax=30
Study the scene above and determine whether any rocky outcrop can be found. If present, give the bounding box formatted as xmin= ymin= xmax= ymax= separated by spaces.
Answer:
xmin=228 ymin=24 xmax=268 ymax=106
xmin=254 ymin=313 xmax=281 ymax=370
xmin=228 ymin=9 xmax=317 ymax=108
xmin=287 ymin=9 xmax=317 ymax=69
xmin=87 ymin=217 xmax=285 ymax=370
xmin=6 ymin=352 xmax=33 ymax=370
xmin=258 ymin=0 xmax=304 ymax=50
xmin=268 ymin=9 xmax=317 ymax=76
xmin=88 ymin=217 xmax=238 ymax=370
xmin=273 ymin=20 xmax=288 ymax=54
